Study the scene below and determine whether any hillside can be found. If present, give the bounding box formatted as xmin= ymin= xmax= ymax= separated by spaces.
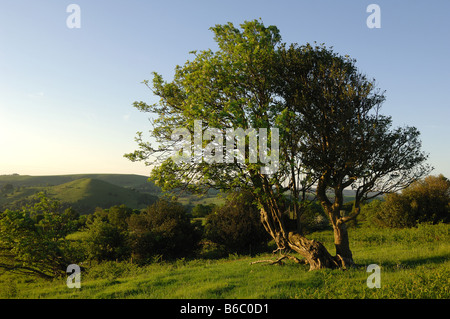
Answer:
xmin=0 ymin=173 xmax=161 ymax=191
xmin=48 ymin=178 xmax=158 ymax=213
xmin=0 ymin=175 xmax=159 ymax=213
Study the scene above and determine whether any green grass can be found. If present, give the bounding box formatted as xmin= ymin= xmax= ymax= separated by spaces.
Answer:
xmin=1 ymin=222 xmax=448 ymax=299
xmin=176 ymin=193 xmax=226 ymax=207
xmin=0 ymin=177 xmax=159 ymax=213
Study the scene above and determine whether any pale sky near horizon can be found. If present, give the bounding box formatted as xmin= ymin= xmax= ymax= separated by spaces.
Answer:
xmin=0 ymin=1 xmax=449 ymax=177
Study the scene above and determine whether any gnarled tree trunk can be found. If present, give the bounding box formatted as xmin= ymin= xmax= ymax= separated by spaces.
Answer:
xmin=254 ymin=172 xmax=353 ymax=270
xmin=259 ymin=205 xmax=344 ymax=271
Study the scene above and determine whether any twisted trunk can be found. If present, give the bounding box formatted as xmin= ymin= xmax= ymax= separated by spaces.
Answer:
xmin=333 ymin=222 xmax=354 ymax=268
xmin=259 ymin=205 xmax=342 ymax=270
xmin=255 ymin=173 xmax=352 ymax=270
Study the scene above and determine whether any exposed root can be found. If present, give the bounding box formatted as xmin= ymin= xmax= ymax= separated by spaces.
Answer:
xmin=250 ymin=254 xmax=308 ymax=266
xmin=333 ymin=254 xmax=354 ymax=270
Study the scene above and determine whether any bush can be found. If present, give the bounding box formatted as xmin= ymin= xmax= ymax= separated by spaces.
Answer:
xmin=373 ymin=175 xmax=450 ymax=228
xmin=85 ymin=218 xmax=130 ymax=262
xmin=360 ymin=199 xmax=384 ymax=224
xmin=204 ymin=191 xmax=270 ymax=254
xmin=127 ymin=199 xmax=199 ymax=263
xmin=84 ymin=205 xmax=136 ymax=262
xmin=0 ymin=193 xmax=82 ymax=278
xmin=299 ymin=201 xmax=330 ymax=233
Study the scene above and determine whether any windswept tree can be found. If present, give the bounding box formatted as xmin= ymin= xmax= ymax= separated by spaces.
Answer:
xmin=125 ymin=20 xmax=431 ymax=270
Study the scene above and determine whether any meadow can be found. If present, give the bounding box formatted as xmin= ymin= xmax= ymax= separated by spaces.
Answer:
xmin=1 ymin=222 xmax=448 ymax=299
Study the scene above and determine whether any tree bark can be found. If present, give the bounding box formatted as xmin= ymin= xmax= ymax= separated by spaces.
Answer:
xmin=259 ymin=206 xmax=340 ymax=271
xmin=333 ymin=222 xmax=353 ymax=267
xmin=255 ymin=173 xmax=348 ymax=271
xmin=287 ymin=232 xmax=338 ymax=270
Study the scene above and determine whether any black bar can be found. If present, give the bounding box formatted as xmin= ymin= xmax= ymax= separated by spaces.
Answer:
xmin=1 ymin=299 xmax=447 ymax=318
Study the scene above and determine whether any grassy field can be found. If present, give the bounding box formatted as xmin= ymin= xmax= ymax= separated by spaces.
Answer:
xmin=0 ymin=175 xmax=159 ymax=213
xmin=1 ymin=222 xmax=448 ymax=299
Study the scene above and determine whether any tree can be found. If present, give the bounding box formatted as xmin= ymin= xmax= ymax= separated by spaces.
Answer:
xmin=125 ymin=20 xmax=431 ymax=269
xmin=84 ymin=205 xmax=134 ymax=262
xmin=85 ymin=217 xmax=130 ymax=262
xmin=0 ymin=193 xmax=80 ymax=278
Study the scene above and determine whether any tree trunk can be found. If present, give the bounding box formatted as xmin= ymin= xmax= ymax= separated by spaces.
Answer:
xmin=287 ymin=232 xmax=338 ymax=270
xmin=259 ymin=206 xmax=340 ymax=271
xmin=333 ymin=222 xmax=354 ymax=268
xmin=255 ymin=174 xmax=348 ymax=270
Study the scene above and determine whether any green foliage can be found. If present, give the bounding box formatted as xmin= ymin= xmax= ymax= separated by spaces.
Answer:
xmin=373 ymin=175 xmax=450 ymax=228
xmin=85 ymin=218 xmax=130 ymax=262
xmin=127 ymin=199 xmax=200 ymax=263
xmin=204 ymin=192 xmax=270 ymax=254
xmin=1 ymin=183 xmax=14 ymax=195
xmin=360 ymin=199 xmax=384 ymax=223
xmin=125 ymin=19 xmax=285 ymax=194
xmin=83 ymin=205 xmax=137 ymax=262
xmin=0 ymin=193 xmax=81 ymax=278
xmin=299 ymin=201 xmax=330 ymax=233
xmin=191 ymin=203 xmax=216 ymax=218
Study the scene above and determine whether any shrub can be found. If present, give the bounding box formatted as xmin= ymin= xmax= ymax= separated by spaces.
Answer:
xmin=127 ymin=199 xmax=199 ymax=263
xmin=85 ymin=218 xmax=130 ymax=262
xmin=373 ymin=175 xmax=450 ymax=228
xmin=0 ymin=193 xmax=82 ymax=278
xmin=84 ymin=205 xmax=136 ymax=262
xmin=360 ymin=198 xmax=384 ymax=224
xmin=299 ymin=201 xmax=330 ymax=233
xmin=204 ymin=191 xmax=270 ymax=254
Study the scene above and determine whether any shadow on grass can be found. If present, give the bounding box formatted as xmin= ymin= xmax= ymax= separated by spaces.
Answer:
xmin=378 ymin=252 xmax=450 ymax=269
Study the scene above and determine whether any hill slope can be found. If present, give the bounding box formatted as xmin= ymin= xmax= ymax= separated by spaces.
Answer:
xmin=49 ymin=178 xmax=158 ymax=212
xmin=0 ymin=176 xmax=159 ymax=213
xmin=0 ymin=173 xmax=160 ymax=191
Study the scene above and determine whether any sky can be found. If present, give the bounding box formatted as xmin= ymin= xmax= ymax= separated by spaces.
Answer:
xmin=0 ymin=0 xmax=449 ymax=177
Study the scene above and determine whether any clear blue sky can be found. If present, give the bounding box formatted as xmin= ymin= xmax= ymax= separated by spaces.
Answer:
xmin=0 ymin=0 xmax=449 ymax=177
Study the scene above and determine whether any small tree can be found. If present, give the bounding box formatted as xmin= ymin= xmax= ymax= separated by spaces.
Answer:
xmin=204 ymin=191 xmax=270 ymax=254
xmin=0 ymin=193 xmax=79 ymax=278
xmin=85 ymin=217 xmax=130 ymax=262
xmin=84 ymin=205 xmax=135 ymax=262
xmin=127 ymin=199 xmax=198 ymax=262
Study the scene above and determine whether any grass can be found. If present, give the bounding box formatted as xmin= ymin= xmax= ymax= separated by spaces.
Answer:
xmin=0 ymin=174 xmax=150 ymax=189
xmin=1 ymin=223 xmax=448 ymax=299
xmin=0 ymin=177 xmax=159 ymax=213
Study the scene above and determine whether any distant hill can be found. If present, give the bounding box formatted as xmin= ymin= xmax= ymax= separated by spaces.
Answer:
xmin=0 ymin=173 xmax=160 ymax=189
xmin=0 ymin=174 xmax=160 ymax=213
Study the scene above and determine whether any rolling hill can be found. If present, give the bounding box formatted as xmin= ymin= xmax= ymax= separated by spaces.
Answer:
xmin=0 ymin=173 xmax=160 ymax=190
xmin=0 ymin=174 xmax=160 ymax=213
